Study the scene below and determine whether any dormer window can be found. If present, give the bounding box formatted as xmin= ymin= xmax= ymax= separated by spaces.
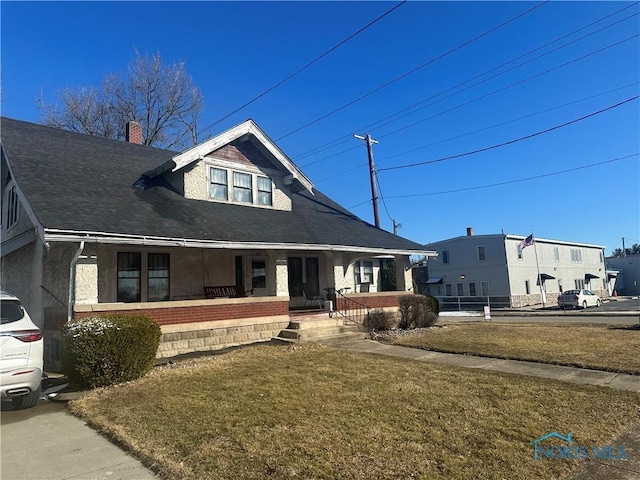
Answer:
xmin=257 ymin=177 xmax=272 ymax=206
xmin=210 ymin=168 xmax=228 ymax=200
xmin=233 ymin=172 xmax=252 ymax=203
xmin=208 ymin=166 xmax=274 ymax=207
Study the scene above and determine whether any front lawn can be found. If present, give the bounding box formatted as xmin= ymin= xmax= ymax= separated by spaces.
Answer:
xmin=69 ymin=345 xmax=640 ymax=480
xmin=393 ymin=323 xmax=640 ymax=374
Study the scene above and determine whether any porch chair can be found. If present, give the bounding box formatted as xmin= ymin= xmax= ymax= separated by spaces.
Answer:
xmin=302 ymin=283 xmax=325 ymax=309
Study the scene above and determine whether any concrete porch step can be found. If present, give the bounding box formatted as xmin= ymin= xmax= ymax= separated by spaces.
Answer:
xmin=288 ymin=317 xmax=345 ymax=330
xmin=278 ymin=324 xmax=359 ymax=340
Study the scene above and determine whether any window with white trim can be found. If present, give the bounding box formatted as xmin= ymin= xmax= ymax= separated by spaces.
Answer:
xmin=4 ymin=184 xmax=19 ymax=229
xmin=257 ymin=176 xmax=273 ymax=206
xmin=445 ymin=283 xmax=452 ymax=296
xmin=574 ymin=278 xmax=585 ymax=289
xmin=209 ymin=166 xmax=275 ymax=207
xmin=481 ymin=281 xmax=490 ymax=296
xmin=355 ymin=261 xmax=374 ymax=284
xmin=441 ymin=250 xmax=449 ymax=264
xmin=456 ymin=283 xmax=464 ymax=296
xmin=209 ymin=168 xmax=228 ymax=200
xmin=233 ymin=172 xmax=252 ymax=203
xmin=468 ymin=282 xmax=476 ymax=296
xmin=554 ymin=247 xmax=560 ymax=263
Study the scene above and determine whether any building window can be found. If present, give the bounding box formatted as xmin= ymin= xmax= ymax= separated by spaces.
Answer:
xmin=288 ymin=257 xmax=303 ymax=297
xmin=469 ymin=282 xmax=476 ymax=296
xmin=525 ymin=280 xmax=530 ymax=295
xmin=517 ymin=245 xmax=523 ymax=260
xmin=481 ymin=281 xmax=490 ymax=296
xmin=599 ymin=251 xmax=604 ymax=263
xmin=233 ymin=172 xmax=253 ymax=203
xmin=445 ymin=284 xmax=452 ymax=296
xmin=570 ymin=249 xmax=582 ymax=263
xmin=574 ymin=278 xmax=585 ymax=289
xmin=209 ymin=168 xmax=228 ymax=200
xmin=554 ymin=247 xmax=560 ymax=263
xmin=355 ymin=261 xmax=373 ymax=284
xmin=148 ymin=253 xmax=170 ymax=302
xmin=477 ymin=246 xmax=486 ymax=261
xmin=4 ymin=184 xmax=19 ymax=229
xmin=117 ymin=252 xmax=141 ymax=302
xmin=117 ymin=252 xmax=170 ymax=303
xmin=257 ymin=176 xmax=272 ymax=206
xmin=456 ymin=283 xmax=464 ymax=296
xmin=441 ymin=250 xmax=449 ymax=264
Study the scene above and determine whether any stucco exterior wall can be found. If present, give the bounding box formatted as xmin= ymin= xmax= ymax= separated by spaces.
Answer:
xmin=0 ymin=239 xmax=43 ymax=326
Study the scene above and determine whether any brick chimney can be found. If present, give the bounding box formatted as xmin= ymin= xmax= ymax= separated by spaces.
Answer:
xmin=466 ymin=227 xmax=474 ymax=236
xmin=125 ymin=121 xmax=142 ymax=144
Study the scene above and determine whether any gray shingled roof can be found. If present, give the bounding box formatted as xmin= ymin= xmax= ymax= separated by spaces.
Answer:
xmin=1 ymin=117 xmax=426 ymax=252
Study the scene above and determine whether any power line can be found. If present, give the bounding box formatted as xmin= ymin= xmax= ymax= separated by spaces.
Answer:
xmin=300 ymin=31 xmax=640 ymax=170
xmin=200 ymin=1 xmax=407 ymax=135
xmin=349 ymin=154 xmax=638 ymax=207
xmin=276 ymin=1 xmax=549 ymax=142
xmin=376 ymin=34 xmax=640 ymax=141
xmin=380 ymin=82 xmax=639 ymax=162
xmin=377 ymin=95 xmax=638 ymax=172
xmin=312 ymin=82 xmax=639 ymax=183
xmin=294 ymin=3 xmax=638 ymax=164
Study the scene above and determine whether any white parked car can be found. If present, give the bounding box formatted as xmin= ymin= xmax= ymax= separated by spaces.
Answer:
xmin=0 ymin=291 xmax=44 ymax=409
xmin=557 ymin=289 xmax=601 ymax=309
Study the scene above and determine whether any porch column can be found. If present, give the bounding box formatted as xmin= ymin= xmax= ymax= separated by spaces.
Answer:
xmin=75 ymin=254 xmax=98 ymax=304
xmin=396 ymin=255 xmax=413 ymax=292
xmin=333 ymin=252 xmax=349 ymax=291
xmin=274 ymin=253 xmax=289 ymax=297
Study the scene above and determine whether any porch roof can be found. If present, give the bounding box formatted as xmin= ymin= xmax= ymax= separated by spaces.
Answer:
xmin=1 ymin=117 xmax=435 ymax=257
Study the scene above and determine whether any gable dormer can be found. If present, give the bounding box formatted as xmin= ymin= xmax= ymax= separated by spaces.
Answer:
xmin=144 ymin=120 xmax=313 ymax=212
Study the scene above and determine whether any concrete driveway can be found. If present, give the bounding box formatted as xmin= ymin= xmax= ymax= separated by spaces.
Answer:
xmin=1 ymin=397 xmax=156 ymax=480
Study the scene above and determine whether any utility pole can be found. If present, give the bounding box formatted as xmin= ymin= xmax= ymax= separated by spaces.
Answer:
xmin=354 ymin=133 xmax=380 ymax=228
xmin=393 ymin=219 xmax=402 ymax=235
xmin=622 ymin=237 xmax=626 ymax=257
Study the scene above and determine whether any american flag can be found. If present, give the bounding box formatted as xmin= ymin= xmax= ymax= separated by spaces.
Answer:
xmin=520 ymin=233 xmax=533 ymax=250
xmin=519 ymin=234 xmax=534 ymax=250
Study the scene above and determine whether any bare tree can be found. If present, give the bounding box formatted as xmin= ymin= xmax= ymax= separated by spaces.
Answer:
xmin=38 ymin=52 xmax=203 ymax=150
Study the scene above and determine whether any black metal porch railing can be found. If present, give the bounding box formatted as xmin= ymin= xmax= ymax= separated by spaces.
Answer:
xmin=330 ymin=288 xmax=370 ymax=327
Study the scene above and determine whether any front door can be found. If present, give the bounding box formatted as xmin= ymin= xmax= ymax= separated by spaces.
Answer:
xmin=250 ymin=258 xmax=268 ymax=296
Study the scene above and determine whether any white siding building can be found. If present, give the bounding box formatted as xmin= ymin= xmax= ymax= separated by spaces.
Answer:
xmin=421 ymin=229 xmax=608 ymax=308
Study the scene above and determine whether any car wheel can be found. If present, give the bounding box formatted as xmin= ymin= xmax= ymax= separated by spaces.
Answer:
xmin=11 ymin=384 xmax=41 ymax=410
xmin=582 ymin=301 xmax=588 ymax=309
xmin=596 ymin=299 xmax=601 ymax=307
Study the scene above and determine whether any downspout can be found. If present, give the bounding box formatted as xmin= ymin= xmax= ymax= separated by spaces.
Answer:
xmin=67 ymin=241 xmax=85 ymax=322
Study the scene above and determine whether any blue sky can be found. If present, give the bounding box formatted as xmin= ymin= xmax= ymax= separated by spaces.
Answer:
xmin=2 ymin=1 xmax=639 ymax=254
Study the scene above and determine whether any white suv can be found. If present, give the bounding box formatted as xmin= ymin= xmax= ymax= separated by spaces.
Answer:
xmin=0 ymin=291 xmax=44 ymax=409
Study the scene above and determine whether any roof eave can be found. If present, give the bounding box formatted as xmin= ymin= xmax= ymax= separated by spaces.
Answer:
xmin=43 ymin=229 xmax=436 ymax=257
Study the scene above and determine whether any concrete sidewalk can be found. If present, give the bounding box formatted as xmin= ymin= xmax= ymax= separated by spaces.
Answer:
xmin=1 ymin=400 xmax=157 ymax=480
xmin=334 ymin=340 xmax=640 ymax=392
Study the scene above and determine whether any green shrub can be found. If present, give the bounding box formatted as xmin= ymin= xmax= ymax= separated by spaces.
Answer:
xmin=364 ymin=309 xmax=395 ymax=332
xmin=61 ymin=314 xmax=161 ymax=388
xmin=398 ymin=295 xmax=439 ymax=329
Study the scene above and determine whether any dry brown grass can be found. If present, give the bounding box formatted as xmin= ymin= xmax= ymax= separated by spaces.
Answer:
xmin=69 ymin=344 xmax=640 ymax=480
xmin=394 ymin=323 xmax=640 ymax=374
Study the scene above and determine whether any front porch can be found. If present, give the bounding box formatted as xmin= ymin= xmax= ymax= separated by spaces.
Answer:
xmin=71 ymin=290 xmax=412 ymax=359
